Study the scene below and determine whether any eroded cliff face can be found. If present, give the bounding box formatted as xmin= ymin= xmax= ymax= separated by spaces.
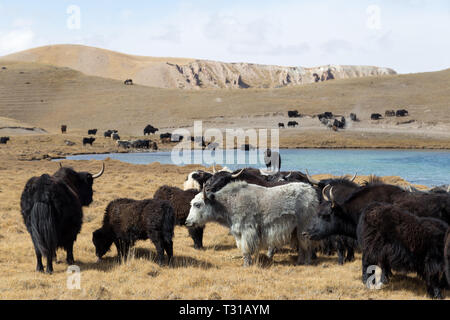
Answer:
xmin=166 ymin=61 xmax=397 ymax=89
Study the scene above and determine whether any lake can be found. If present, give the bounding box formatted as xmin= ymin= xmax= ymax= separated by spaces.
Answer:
xmin=61 ymin=149 xmax=450 ymax=187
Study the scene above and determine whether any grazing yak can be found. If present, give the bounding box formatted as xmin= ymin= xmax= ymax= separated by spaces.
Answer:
xmin=61 ymin=125 xmax=67 ymax=134
xmin=154 ymin=186 xmax=205 ymax=249
xmin=124 ymin=79 xmax=133 ymax=85
xmin=287 ymin=121 xmax=299 ymax=128
xmin=93 ymin=198 xmax=174 ymax=265
xmin=144 ymin=125 xmax=158 ymax=136
xmin=83 ymin=137 xmax=95 ymax=146
xmin=20 ymin=163 xmax=105 ymax=273
xmin=371 ymin=113 xmax=382 ymax=120
xmin=263 ymin=149 xmax=281 ymax=172
xmin=186 ymin=181 xmax=319 ymax=266
xmin=88 ymin=129 xmax=98 ymax=135
xmin=288 ymin=110 xmax=301 ymax=118
xmin=0 ymin=137 xmax=10 ymax=144
xmin=278 ymin=123 xmax=285 ymax=128
xmin=396 ymin=109 xmax=409 ymax=117
xmin=357 ymin=202 xmax=448 ymax=299
xmin=350 ymin=113 xmax=358 ymax=122
xmin=112 ymin=133 xmax=120 ymax=141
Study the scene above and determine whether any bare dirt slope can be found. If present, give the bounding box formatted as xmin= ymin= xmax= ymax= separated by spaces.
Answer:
xmin=0 ymin=60 xmax=448 ymax=148
xmin=1 ymin=44 xmax=395 ymax=89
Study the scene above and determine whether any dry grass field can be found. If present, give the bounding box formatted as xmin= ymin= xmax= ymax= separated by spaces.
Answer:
xmin=0 ymin=139 xmax=446 ymax=300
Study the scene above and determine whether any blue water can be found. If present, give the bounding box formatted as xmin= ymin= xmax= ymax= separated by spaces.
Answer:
xmin=61 ymin=149 xmax=450 ymax=187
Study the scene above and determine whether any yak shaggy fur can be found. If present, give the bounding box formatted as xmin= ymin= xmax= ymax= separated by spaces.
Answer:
xmin=445 ymin=229 xmax=450 ymax=286
xmin=93 ymin=198 xmax=175 ymax=265
xmin=358 ymin=202 xmax=448 ymax=299
xmin=187 ymin=181 xmax=319 ymax=266
xmin=153 ymin=185 xmax=205 ymax=249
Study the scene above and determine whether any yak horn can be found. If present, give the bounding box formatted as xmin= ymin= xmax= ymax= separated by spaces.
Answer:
xmin=350 ymin=172 xmax=357 ymax=182
xmin=59 ymin=162 xmax=63 ymax=169
xmin=285 ymin=172 xmax=292 ymax=179
xmin=329 ymin=186 xmax=336 ymax=203
xmin=322 ymin=184 xmax=332 ymax=202
xmin=212 ymin=164 xmax=217 ymax=174
xmin=305 ymin=169 xmax=320 ymax=185
xmin=231 ymin=168 xmax=245 ymax=179
xmin=92 ymin=162 xmax=105 ymax=179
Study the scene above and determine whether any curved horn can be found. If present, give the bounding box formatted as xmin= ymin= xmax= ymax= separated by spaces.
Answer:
xmin=212 ymin=164 xmax=217 ymax=174
xmin=285 ymin=172 xmax=292 ymax=179
xmin=322 ymin=184 xmax=332 ymax=202
xmin=329 ymin=186 xmax=336 ymax=203
xmin=350 ymin=172 xmax=357 ymax=182
xmin=92 ymin=162 xmax=105 ymax=179
xmin=231 ymin=168 xmax=245 ymax=179
xmin=305 ymin=169 xmax=320 ymax=185
xmin=59 ymin=162 xmax=63 ymax=169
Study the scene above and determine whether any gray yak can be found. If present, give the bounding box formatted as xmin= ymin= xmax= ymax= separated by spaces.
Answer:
xmin=186 ymin=181 xmax=319 ymax=266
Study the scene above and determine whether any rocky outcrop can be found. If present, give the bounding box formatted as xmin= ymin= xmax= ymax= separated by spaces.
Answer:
xmin=166 ymin=61 xmax=396 ymax=89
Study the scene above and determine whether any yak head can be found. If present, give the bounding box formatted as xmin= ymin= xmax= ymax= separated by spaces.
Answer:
xmin=186 ymin=190 xmax=217 ymax=228
xmin=183 ymin=170 xmax=213 ymax=191
xmin=92 ymin=228 xmax=114 ymax=260
xmin=305 ymin=186 xmax=357 ymax=240
xmin=54 ymin=162 xmax=105 ymax=206
xmin=203 ymin=168 xmax=245 ymax=198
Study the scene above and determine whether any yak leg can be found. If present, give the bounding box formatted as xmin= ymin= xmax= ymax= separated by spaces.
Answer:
xmin=115 ymin=240 xmax=130 ymax=262
xmin=46 ymin=254 xmax=54 ymax=274
xmin=188 ymin=226 xmax=204 ymax=250
xmin=149 ymin=231 xmax=165 ymax=266
xmin=267 ymin=247 xmax=277 ymax=259
xmin=297 ymin=237 xmax=313 ymax=265
xmin=35 ymin=248 xmax=44 ymax=273
xmin=243 ymin=254 xmax=253 ymax=267
xmin=65 ymin=242 xmax=75 ymax=265
xmin=345 ymin=243 xmax=355 ymax=263
xmin=163 ymin=239 xmax=173 ymax=265
xmin=336 ymin=237 xmax=345 ymax=265
xmin=426 ymin=272 xmax=443 ymax=299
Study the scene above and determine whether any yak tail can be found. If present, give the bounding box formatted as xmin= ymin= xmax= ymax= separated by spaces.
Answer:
xmin=162 ymin=203 xmax=175 ymax=243
xmin=30 ymin=202 xmax=57 ymax=258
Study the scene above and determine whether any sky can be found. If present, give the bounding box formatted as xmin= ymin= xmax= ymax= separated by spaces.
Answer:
xmin=0 ymin=0 xmax=449 ymax=74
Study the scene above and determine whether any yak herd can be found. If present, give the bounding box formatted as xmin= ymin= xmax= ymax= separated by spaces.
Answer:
xmin=19 ymin=156 xmax=450 ymax=299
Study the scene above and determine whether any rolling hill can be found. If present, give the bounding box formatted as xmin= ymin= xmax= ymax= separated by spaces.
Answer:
xmin=1 ymin=44 xmax=396 ymax=89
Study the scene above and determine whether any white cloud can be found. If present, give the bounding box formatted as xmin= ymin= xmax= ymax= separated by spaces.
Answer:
xmin=0 ymin=29 xmax=35 ymax=56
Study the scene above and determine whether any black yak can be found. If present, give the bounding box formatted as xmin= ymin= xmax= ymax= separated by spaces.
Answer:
xmin=61 ymin=125 xmax=67 ymax=134
xmin=154 ymin=186 xmax=204 ymax=249
xmin=0 ymin=137 xmax=10 ymax=144
xmin=144 ymin=125 xmax=158 ymax=136
xmin=92 ymin=198 xmax=175 ymax=265
xmin=20 ymin=163 xmax=105 ymax=273
xmin=371 ymin=113 xmax=382 ymax=120
xmin=83 ymin=137 xmax=95 ymax=146
xmin=88 ymin=129 xmax=97 ymax=135
xmin=357 ymin=202 xmax=448 ymax=299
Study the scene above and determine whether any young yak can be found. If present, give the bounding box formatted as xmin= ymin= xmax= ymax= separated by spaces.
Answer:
xmin=93 ymin=198 xmax=175 ymax=265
